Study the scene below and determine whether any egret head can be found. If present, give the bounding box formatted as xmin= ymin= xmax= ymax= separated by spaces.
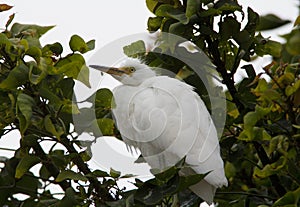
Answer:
xmin=90 ymin=58 xmax=156 ymax=85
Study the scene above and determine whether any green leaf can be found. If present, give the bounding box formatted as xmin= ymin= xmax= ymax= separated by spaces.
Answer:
xmin=254 ymin=156 xmax=287 ymax=178
xmin=177 ymin=173 xmax=207 ymax=192
xmin=95 ymin=88 xmax=113 ymax=109
xmin=169 ymin=22 xmax=187 ymax=36
xmin=0 ymin=63 xmax=29 ymax=89
xmin=244 ymin=7 xmax=259 ymax=35
xmin=146 ymin=0 xmax=161 ymax=13
xmin=186 ymin=0 xmax=201 ymax=19
xmin=286 ymin=30 xmax=300 ymax=56
xmin=225 ymin=161 xmax=236 ymax=179
xmin=214 ymin=0 xmax=243 ymax=13
xmin=257 ymin=39 xmax=282 ymax=57
xmin=39 ymin=164 xmax=51 ymax=180
xmin=220 ymin=16 xmax=241 ymax=40
xmin=16 ymin=172 xmax=41 ymax=196
xmin=147 ymin=17 xmax=163 ymax=32
xmin=90 ymin=169 xmax=110 ymax=177
xmin=97 ymin=118 xmax=115 ymax=136
xmin=257 ymin=14 xmax=291 ymax=31
xmin=153 ymin=166 xmax=179 ymax=183
xmin=11 ymin=23 xmax=54 ymax=38
xmin=156 ymin=5 xmax=188 ymax=24
xmin=38 ymin=84 xmax=61 ymax=103
xmin=110 ymin=168 xmax=121 ymax=178
xmin=58 ymin=188 xmax=80 ymax=207
xmin=44 ymin=115 xmax=64 ymax=140
xmin=43 ymin=42 xmax=63 ymax=56
xmin=273 ymin=188 xmax=300 ymax=206
xmin=56 ymin=170 xmax=88 ymax=182
xmin=76 ymin=65 xmax=91 ymax=88
xmin=242 ymin=64 xmax=256 ymax=81
xmin=69 ymin=35 xmax=94 ymax=54
xmin=86 ymin=39 xmax=95 ymax=51
xmin=28 ymin=63 xmax=48 ymax=85
xmin=26 ymin=46 xmax=42 ymax=59
xmin=17 ymin=93 xmax=35 ymax=134
xmin=123 ymin=40 xmax=146 ymax=58
xmin=69 ymin=34 xmax=87 ymax=53
xmin=197 ymin=8 xmax=222 ymax=18
xmin=54 ymin=54 xmax=90 ymax=87
xmin=244 ymin=106 xmax=271 ymax=127
xmin=15 ymin=155 xmax=40 ymax=179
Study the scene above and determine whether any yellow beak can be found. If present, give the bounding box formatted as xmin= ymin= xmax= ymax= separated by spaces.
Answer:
xmin=89 ymin=65 xmax=127 ymax=76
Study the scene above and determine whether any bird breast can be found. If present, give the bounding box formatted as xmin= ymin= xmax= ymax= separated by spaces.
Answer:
xmin=112 ymin=76 xmax=226 ymax=185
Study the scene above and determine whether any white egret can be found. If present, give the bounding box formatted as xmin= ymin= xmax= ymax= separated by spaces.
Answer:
xmin=90 ymin=58 xmax=227 ymax=205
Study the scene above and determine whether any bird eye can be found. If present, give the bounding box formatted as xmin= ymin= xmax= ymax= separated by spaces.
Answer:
xmin=129 ymin=67 xmax=136 ymax=72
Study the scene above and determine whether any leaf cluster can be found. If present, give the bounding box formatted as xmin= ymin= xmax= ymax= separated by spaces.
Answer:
xmin=122 ymin=0 xmax=300 ymax=206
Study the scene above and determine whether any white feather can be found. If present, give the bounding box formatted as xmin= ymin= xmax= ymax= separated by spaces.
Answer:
xmin=111 ymin=58 xmax=227 ymax=205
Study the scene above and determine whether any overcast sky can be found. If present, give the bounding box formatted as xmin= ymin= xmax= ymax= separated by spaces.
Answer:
xmin=0 ymin=1 xmax=299 ymax=204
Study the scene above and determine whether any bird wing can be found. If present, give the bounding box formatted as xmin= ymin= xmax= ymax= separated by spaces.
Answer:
xmin=112 ymin=75 xmax=227 ymax=188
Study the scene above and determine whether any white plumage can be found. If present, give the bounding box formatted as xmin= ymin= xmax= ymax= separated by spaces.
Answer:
xmin=90 ymin=58 xmax=227 ymax=205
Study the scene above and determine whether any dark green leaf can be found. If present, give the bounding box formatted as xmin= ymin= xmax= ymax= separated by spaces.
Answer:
xmin=257 ymin=14 xmax=291 ymax=31
xmin=58 ymin=188 xmax=80 ymax=207
xmin=153 ymin=166 xmax=179 ymax=183
xmin=17 ymin=93 xmax=35 ymax=134
xmin=244 ymin=7 xmax=259 ymax=35
xmin=0 ymin=63 xmax=29 ymax=89
xmin=43 ymin=42 xmax=63 ymax=56
xmin=214 ymin=0 xmax=243 ymax=13
xmin=44 ymin=115 xmax=64 ymax=139
xmin=241 ymin=64 xmax=256 ymax=81
xmin=15 ymin=155 xmax=40 ymax=179
xmin=39 ymin=164 xmax=51 ymax=180
xmin=90 ymin=169 xmax=110 ymax=177
xmin=186 ymin=0 xmax=201 ymax=19
xmin=16 ymin=172 xmax=41 ymax=196
xmin=177 ymin=173 xmax=207 ymax=192
xmin=219 ymin=16 xmax=241 ymax=40
xmin=156 ymin=5 xmax=188 ymax=24
xmin=285 ymin=30 xmax=300 ymax=56
xmin=148 ymin=17 xmax=163 ymax=32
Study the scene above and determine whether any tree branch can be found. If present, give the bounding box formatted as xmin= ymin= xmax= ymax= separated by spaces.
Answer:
xmin=31 ymin=140 xmax=71 ymax=191
xmin=252 ymin=141 xmax=286 ymax=196
xmin=59 ymin=136 xmax=115 ymax=202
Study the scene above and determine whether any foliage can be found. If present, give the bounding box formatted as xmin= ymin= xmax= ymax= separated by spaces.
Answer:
xmin=0 ymin=1 xmax=299 ymax=207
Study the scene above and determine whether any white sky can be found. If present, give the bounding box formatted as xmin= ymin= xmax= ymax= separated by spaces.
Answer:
xmin=0 ymin=1 xmax=299 ymax=205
